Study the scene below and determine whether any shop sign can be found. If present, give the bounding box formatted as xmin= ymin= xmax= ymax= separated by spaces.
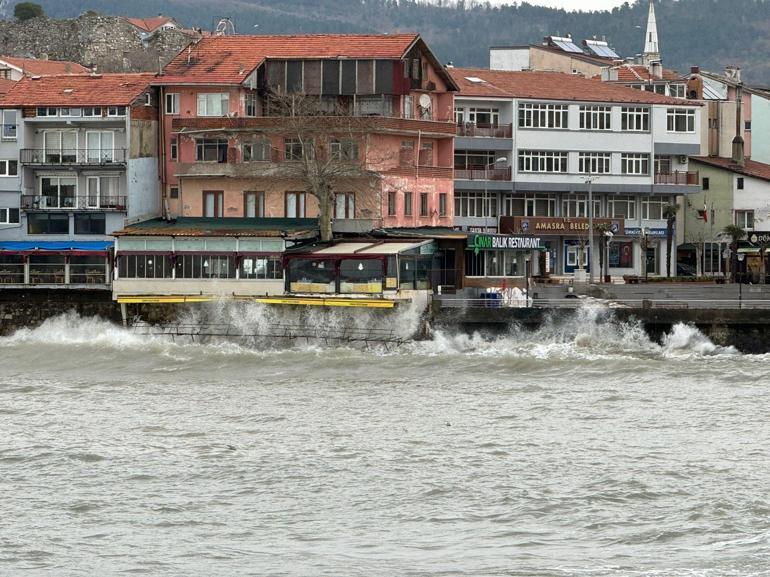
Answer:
xmin=467 ymin=233 xmax=544 ymax=254
xmin=624 ymin=227 xmax=669 ymax=237
xmin=500 ymin=216 xmax=624 ymax=236
xmin=748 ymin=232 xmax=770 ymax=245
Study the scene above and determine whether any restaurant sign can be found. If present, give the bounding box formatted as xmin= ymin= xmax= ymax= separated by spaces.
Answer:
xmin=748 ymin=232 xmax=770 ymax=245
xmin=467 ymin=233 xmax=544 ymax=254
xmin=500 ymin=216 xmax=624 ymax=236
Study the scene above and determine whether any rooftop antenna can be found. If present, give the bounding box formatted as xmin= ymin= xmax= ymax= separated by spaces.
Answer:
xmin=213 ymin=17 xmax=236 ymax=36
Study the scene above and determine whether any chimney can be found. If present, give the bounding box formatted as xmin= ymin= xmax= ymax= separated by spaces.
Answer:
xmin=690 ymin=65 xmax=700 ymax=74
xmin=732 ymin=84 xmax=745 ymax=167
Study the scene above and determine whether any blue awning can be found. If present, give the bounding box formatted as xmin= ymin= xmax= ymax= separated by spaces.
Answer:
xmin=0 ymin=241 xmax=113 ymax=253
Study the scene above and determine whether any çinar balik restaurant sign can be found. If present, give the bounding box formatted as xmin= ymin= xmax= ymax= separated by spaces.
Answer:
xmin=499 ymin=216 xmax=625 ymax=236
xmin=467 ymin=233 xmax=544 ymax=255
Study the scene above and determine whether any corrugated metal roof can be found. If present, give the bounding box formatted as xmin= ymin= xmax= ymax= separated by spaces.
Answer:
xmin=114 ymin=217 xmax=319 ymax=238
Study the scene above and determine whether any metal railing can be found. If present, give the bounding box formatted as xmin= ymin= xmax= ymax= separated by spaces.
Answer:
xmin=20 ymin=148 xmax=127 ymax=165
xmin=21 ymin=195 xmax=127 ymax=211
xmin=454 ymin=167 xmax=512 ymax=181
xmin=436 ymin=296 xmax=770 ymax=310
xmin=654 ymin=170 xmax=699 ymax=185
xmin=456 ymin=123 xmax=513 ymax=138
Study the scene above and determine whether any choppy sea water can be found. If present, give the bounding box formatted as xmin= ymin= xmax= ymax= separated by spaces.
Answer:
xmin=1 ymin=304 xmax=770 ymax=577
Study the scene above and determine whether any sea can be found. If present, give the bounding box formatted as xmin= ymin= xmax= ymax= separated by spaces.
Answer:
xmin=1 ymin=303 xmax=769 ymax=577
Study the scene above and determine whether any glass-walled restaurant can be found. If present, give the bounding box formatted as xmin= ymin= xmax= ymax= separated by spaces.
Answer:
xmin=0 ymin=242 xmax=111 ymax=287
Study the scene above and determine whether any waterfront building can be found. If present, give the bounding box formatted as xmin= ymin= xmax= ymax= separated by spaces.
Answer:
xmin=153 ymin=33 xmax=456 ymax=232
xmin=0 ymin=73 xmax=160 ymax=288
xmin=449 ymin=66 xmax=701 ymax=283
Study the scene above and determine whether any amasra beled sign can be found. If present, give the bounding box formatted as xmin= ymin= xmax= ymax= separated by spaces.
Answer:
xmin=467 ymin=233 xmax=544 ymax=255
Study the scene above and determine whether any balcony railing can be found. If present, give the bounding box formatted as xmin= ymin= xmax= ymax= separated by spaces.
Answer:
xmin=20 ymin=148 xmax=127 ymax=165
xmin=21 ymin=195 xmax=127 ymax=211
xmin=654 ymin=170 xmax=699 ymax=185
xmin=456 ymin=123 xmax=513 ymax=138
xmin=454 ymin=167 xmax=512 ymax=181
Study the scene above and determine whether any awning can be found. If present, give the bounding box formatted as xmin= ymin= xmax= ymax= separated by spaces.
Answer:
xmin=0 ymin=241 xmax=113 ymax=255
xmin=738 ymin=247 xmax=761 ymax=254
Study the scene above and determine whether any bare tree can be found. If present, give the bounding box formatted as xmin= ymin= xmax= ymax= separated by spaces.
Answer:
xmin=685 ymin=230 xmax=706 ymax=278
xmin=663 ymin=202 xmax=680 ymax=278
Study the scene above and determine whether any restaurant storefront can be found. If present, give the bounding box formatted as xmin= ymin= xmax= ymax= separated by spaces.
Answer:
xmin=0 ymin=241 xmax=112 ymax=287
xmin=463 ymin=232 xmax=545 ymax=287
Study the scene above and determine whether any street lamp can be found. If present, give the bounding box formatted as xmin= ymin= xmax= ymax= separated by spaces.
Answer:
xmin=585 ymin=175 xmax=599 ymax=283
xmin=642 ymin=226 xmax=650 ymax=282
xmin=485 ymin=156 xmax=508 ymax=231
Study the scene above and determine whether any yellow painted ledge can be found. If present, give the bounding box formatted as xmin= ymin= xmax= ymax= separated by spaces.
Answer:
xmin=116 ymin=295 xmax=396 ymax=308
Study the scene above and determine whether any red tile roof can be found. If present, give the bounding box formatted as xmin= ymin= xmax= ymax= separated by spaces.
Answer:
xmin=0 ymin=78 xmax=16 ymax=96
xmin=691 ymin=156 xmax=770 ymax=182
xmin=449 ymin=67 xmax=698 ymax=105
xmin=0 ymin=73 xmax=155 ymax=107
xmin=125 ymin=16 xmax=176 ymax=32
xmin=0 ymin=55 xmax=90 ymax=76
xmin=611 ymin=65 xmax=682 ymax=82
xmin=157 ymin=33 xmax=420 ymax=85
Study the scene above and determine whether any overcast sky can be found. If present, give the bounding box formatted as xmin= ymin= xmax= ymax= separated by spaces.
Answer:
xmin=516 ymin=0 xmax=630 ymax=10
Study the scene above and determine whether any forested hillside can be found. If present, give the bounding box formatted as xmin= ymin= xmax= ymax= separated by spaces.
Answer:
xmin=20 ymin=0 xmax=770 ymax=84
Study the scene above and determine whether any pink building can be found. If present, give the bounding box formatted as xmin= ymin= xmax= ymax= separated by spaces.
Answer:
xmin=154 ymin=34 xmax=457 ymax=231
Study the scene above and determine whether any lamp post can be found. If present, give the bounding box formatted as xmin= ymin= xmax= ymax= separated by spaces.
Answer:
xmin=585 ymin=175 xmax=598 ymax=283
xmin=484 ymin=156 xmax=508 ymax=231
xmin=643 ymin=227 xmax=650 ymax=282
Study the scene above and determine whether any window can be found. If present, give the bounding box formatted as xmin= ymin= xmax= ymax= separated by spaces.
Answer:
xmin=284 ymin=138 xmax=306 ymax=161
xmin=330 ymin=138 xmax=358 ymax=161
xmin=245 ymin=93 xmax=258 ymax=117
xmin=203 ymin=191 xmax=224 ymax=217
xmin=454 ymin=150 xmax=498 ymax=171
xmin=174 ymin=254 xmax=236 ymax=279
xmin=563 ymin=194 xmax=600 ymax=218
xmin=144 ymin=93 xmax=152 ymax=106
xmin=27 ymin=213 xmax=69 ymax=234
xmin=2 ymin=110 xmax=16 ymax=140
xmin=737 ymin=177 xmax=745 ymax=190
xmin=419 ymin=192 xmax=428 ymax=217
xmin=703 ymin=177 xmax=710 ymax=190
xmin=524 ymin=194 xmax=556 ymax=216
xmin=58 ymin=108 xmax=81 ymax=118
xmin=404 ymin=95 xmax=414 ymax=119
xmin=86 ymin=176 xmax=120 ymax=208
xmin=240 ymin=256 xmax=283 ymax=280
xmin=608 ymin=195 xmax=636 ymax=219
xmin=439 ymin=193 xmax=447 ymax=217
xmin=669 ymin=84 xmax=685 ymax=98
xmin=518 ymin=150 xmax=568 ymax=173
xmin=335 ymin=192 xmax=355 ymax=219
xmin=0 ymin=207 xmax=19 ymax=224
xmin=243 ymin=138 xmax=271 ymax=161
xmin=502 ymin=194 xmax=525 ymax=216
xmin=404 ymin=191 xmax=413 ymax=216
xmin=36 ymin=107 xmax=57 ymax=117
xmin=518 ymin=103 xmax=568 ymax=128
xmin=165 ymin=93 xmax=179 ymax=115
xmin=107 ymin=106 xmax=126 ymax=117
xmin=746 ymin=121 xmax=752 ymax=131
xmin=578 ymin=152 xmax=611 ymax=174
xmin=642 ymin=197 xmax=666 ymax=220
xmin=579 ymin=106 xmax=611 ymax=130
xmin=74 ymin=213 xmax=106 ymax=235
xmin=40 ymin=177 xmax=76 ymax=208
xmin=621 ymin=153 xmax=649 ymax=175
xmin=418 ymin=142 xmax=433 ymax=166
xmin=196 ymin=139 xmax=228 ymax=163
xmin=82 ymin=107 xmax=102 ymax=117
xmin=286 ymin=192 xmax=307 ymax=218
xmin=119 ymin=254 xmax=173 ymax=279
xmin=454 ymin=192 xmax=497 ymax=218
xmin=0 ymin=159 xmax=18 ymax=176
xmin=654 ymin=155 xmax=672 ymax=175
xmin=243 ymin=191 xmax=264 ymax=218
xmin=197 ymin=93 xmax=229 ymax=117
xmin=621 ymin=107 xmax=649 ymax=131
xmin=736 ymin=210 xmax=754 ymax=229
xmin=468 ymin=107 xmax=500 ymax=126
xmin=85 ymin=131 xmax=115 ymax=162
xmin=170 ymin=137 xmax=178 ymax=161
xmin=169 ymin=186 xmax=179 ymax=199
xmin=387 ymin=191 xmax=397 ymax=216
xmin=399 ymin=140 xmax=414 ymax=166
xmin=454 ymin=107 xmax=464 ymax=124
xmin=667 ymin=109 xmax=695 ymax=132
xmin=43 ymin=130 xmax=77 ymax=163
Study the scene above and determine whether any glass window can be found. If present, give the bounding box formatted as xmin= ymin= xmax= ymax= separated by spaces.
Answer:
xmin=240 ymin=256 xmax=283 ymax=280
xmin=524 ymin=194 xmax=557 ymax=216
xmin=243 ymin=191 xmax=264 ymax=218
xmin=27 ymin=213 xmax=69 ymax=234
xmin=736 ymin=210 xmax=754 ymax=229
xmin=243 ymin=138 xmax=271 ymax=161
xmin=439 ymin=193 xmax=447 ymax=217
xmin=0 ymin=159 xmax=18 ymax=176
xmin=330 ymin=138 xmax=358 ymax=161
xmin=578 ymin=153 xmax=611 ymax=174
xmin=454 ymin=192 xmax=497 ymax=218
xmin=621 ymin=107 xmax=650 ymax=131
xmin=286 ymin=192 xmax=306 ymax=218
xmin=196 ymin=139 xmax=228 ymax=163
xmin=119 ymin=254 xmax=173 ymax=279
xmin=170 ymin=137 xmax=178 ymax=161
xmin=165 ymin=93 xmax=179 ymax=115
xmin=39 ymin=177 xmax=76 ymax=209
xmin=203 ymin=191 xmax=224 ymax=217
xmin=335 ymin=192 xmax=355 ymax=219
xmin=518 ymin=150 xmax=568 ymax=173
xmin=621 ymin=154 xmax=650 ymax=175
xmin=518 ymin=103 xmax=568 ymax=128
xmin=196 ymin=93 xmax=229 ymax=117
xmin=579 ymin=106 xmax=611 ymax=130
xmin=387 ymin=191 xmax=397 ymax=216
xmin=107 ymin=106 xmax=126 ymax=117
xmin=2 ymin=110 xmax=16 ymax=140
xmin=245 ymin=93 xmax=258 ymax=117
xmin=641 ymin=198 xmax=665 ymax=220
xmin=0 ymin=207 xmax=19 ymax=224
xmin=667 ymin=109 xmax=695 ymax=132
xmin=404 ymin=191 xmax=413 ymax=216
xmin=82 ymin=107 xmax=102 ymax=117
xmin=74 ymin=213 xmax=106 ymax=235
xmin=608 ymin=195 xmax=637 ymax=219
xmin=419 ymin=192 xmax=428 ymax=217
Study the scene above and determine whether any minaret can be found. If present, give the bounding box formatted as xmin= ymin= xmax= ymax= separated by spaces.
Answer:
xmin=643 ymin=0 xmax=660 ymax=65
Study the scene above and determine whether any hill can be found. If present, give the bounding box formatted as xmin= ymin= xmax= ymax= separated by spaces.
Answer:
xmin=11 ymin=0 xmax=770 ymax=84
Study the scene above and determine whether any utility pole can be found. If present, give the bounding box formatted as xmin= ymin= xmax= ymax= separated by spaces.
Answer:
xmin=585 ymin=174 xmax=598 ymax=284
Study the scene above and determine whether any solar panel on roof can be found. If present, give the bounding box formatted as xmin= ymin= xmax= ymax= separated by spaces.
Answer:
xmin=552 ymin=39 xmax=583 ymax=54
xmin=584 ymin=40 xmax=620 ymax=59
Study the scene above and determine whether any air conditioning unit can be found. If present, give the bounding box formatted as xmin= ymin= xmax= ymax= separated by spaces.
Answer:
xmin=678 ymin=155 xmax=687 ymax=164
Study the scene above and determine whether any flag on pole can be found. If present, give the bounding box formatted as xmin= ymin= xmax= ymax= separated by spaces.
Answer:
xmin=703 ymin=202 xmax=708 ymax=222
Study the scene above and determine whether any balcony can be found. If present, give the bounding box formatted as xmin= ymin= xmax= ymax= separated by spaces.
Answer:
xmin=456 ymin=123 xmax=513 ymax=138
xmin=20 ymin=148 xmax=127 ymax=166
xmin=654 ymin=170 xmax=699 ymax=185
xmin=454 ymin=167 xmax=512 ymax=181
xmin=21 ymin=195 xmax=127 ymax=211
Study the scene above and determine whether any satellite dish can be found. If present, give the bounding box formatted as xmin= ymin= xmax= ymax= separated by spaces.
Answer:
xmin=419 ymin=94 xmax=432 ymax=108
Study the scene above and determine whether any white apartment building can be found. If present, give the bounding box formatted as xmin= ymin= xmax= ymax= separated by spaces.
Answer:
xmin=449 ymin=67 xmax=701 ymax=279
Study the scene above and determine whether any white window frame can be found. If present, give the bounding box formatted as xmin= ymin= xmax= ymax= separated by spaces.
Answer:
xmin=468 ymin=107 xmax=500 ymax=126
xmin=667 ymin=108 xmax=695 ymax=133
xmin=197 ymin=93 xmax=230 ymax=117
xmin=0 ymin=159 xmax=18 ymax=176
xmin=563 ymin=194 xmax=602 ymax=218
xmin=518 ymin=150 xmax=568 ymax=173
xmin=735 ymin=210 xmax=754 ymax=229
xmin=518 ymin=102 xmax=568 ymax=129
xmin=453 ymin=191 xmax=497 ymax=218
xmin=0 ymin=207 xmax=20 ymax=224
xmin=107 ymin=106 xmax=126 ymax=117
xmin=578 ymin=152 xmax=611 ymax=174
xmin=85 ymin=131 xmax=115 ymax=163
xmin=39 ymin=176 xmax=77 ymax=208
xmin=335 ymin=192 xmax=356 ymax=219
xmin=641 ymin=197 xmax=666 ymax=220
xmin=82 ymin=107 xmax=102 ymax=118
xmin=245 ymin=93 xmax=258 ymax=117
xmin=669 ymin=84 xmax=685 ymax=98
xmin=144 ymin=93 xmax=152 ymax=106
xmin=608 ymin=195 xmax=637 ymax=219
xmin=86 ymin=175 xmax=120 ymax=209
xmin=165 ymin=93 xmax=179 ymax=115
xmin=579 ymin=106 xmax=612 ymax=130
xmin=170 ymin=137 xmax=178 ymax=161
xmin=524 ymin=194 xmax=557 ymax=217
xmin=621 ymin=153 xmax=650 ymax=175
xmin=37 ymin=107 xmax=58 ymax=117
xmin=621 ymin=107 xmax=650 ymax=132
xmin=2 ymin=110 xmax=16 ymax=141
